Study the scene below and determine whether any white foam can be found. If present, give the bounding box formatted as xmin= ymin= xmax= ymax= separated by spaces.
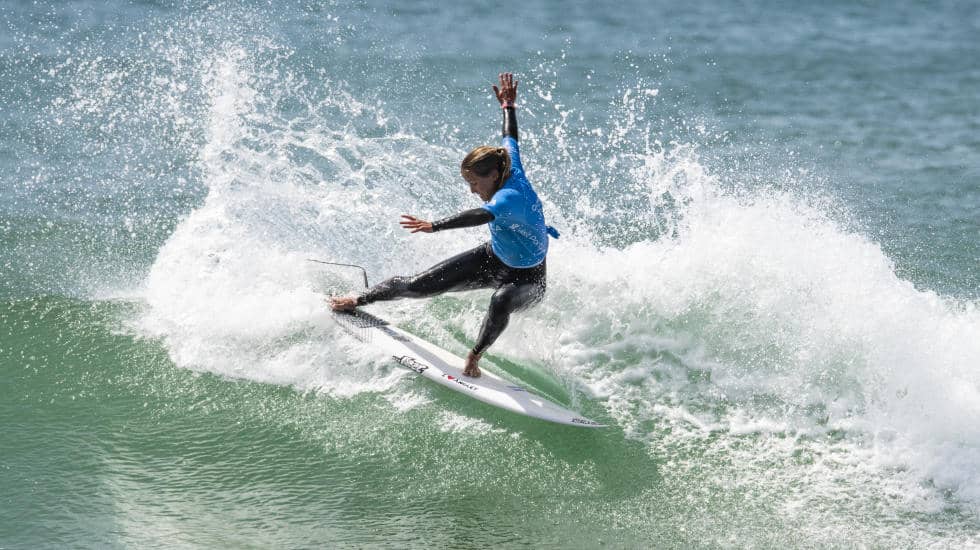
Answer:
xmin=383 ymin=389 xmax=433 ymax=413
xmin=436 ymin=411 xmax=505 ymax=435
xmin=539 ymin=158 xmax=980 ymax=511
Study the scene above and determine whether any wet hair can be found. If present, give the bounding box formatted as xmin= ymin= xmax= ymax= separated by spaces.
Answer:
xmin=460 ymin=146 xmax=511 ymax=186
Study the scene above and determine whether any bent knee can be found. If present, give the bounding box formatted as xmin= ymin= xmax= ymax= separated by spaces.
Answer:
xmin=519 ymin=285 xmax=546 ymax=311
xmin=490 ymin=284 xmax=544 ymax=314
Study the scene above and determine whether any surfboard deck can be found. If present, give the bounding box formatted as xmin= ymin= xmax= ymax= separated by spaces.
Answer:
xmin=332 ymin=308 xmax=604 ymax=428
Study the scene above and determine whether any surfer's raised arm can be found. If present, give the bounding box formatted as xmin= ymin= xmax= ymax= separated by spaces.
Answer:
xmin=493 ymin=72 xmax=519 ymax=142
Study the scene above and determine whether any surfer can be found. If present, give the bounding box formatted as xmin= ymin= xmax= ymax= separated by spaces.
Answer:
xmin=330 ymin=72 xmax=558 ymax=378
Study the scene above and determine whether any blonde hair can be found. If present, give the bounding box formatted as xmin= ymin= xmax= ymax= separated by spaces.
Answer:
xmin=460 ymin=146 xmax=511 ymax=186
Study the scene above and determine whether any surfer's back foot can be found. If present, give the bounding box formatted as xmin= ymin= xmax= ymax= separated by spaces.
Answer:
xmin=463 ymin=351 xmax=482 ymax=378
xmin=328 ymin=296 xmax=358 ymax=312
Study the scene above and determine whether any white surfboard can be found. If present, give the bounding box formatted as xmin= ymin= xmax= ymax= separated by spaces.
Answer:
xmin=332 ymin=308 xmax=604 ymax=428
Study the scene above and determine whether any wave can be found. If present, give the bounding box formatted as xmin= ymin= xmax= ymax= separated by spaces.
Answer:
xmin=106 ymin=10 xmax=980 ymax=519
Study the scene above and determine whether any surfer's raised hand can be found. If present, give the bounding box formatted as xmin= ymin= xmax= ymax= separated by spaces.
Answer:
xmin=400 ymin=214 xmax=433 ymax=233
xmin=492 ymin=72 xmax=518 ymax=107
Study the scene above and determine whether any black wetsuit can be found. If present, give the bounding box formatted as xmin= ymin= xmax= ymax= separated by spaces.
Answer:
xmin=356 ymin=105 xmax=548 ymax=356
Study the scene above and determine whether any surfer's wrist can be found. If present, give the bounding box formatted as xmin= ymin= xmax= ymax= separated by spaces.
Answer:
xmin=501 ymin=101 xmax=514 ymax=109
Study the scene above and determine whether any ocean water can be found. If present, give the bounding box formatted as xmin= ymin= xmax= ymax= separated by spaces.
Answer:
xmin=2 ymin=1 xmax=978 ymax=547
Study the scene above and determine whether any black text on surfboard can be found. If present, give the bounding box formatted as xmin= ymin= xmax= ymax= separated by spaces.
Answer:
xmin=396 ymin=355 xmax=429 ymax=374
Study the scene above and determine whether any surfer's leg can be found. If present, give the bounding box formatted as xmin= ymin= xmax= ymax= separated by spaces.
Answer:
xmin=463 ymin=259 xmax=546 ymax=376
xmin=473 ymin=281 xmax=546 ymax=354
xmin=357 ymin=243 xmax=496 ymax=305
xmin=464 ymin=280 xmax=545 ymax=377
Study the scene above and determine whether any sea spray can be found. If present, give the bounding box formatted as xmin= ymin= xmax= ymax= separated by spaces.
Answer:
xmin=542 ymin=170 xmax=980 ymax=512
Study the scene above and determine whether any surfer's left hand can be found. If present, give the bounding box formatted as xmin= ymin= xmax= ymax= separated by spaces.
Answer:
xmin=400 ymin=215 xmax=433 ymax=233
xmin=492 ymin=72 xmax=517 ymax=107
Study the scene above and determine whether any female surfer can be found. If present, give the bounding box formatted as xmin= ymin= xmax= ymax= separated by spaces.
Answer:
xmin=330 ymin=72 xmax=558 ymax=378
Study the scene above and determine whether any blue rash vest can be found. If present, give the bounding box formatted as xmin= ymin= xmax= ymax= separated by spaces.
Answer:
xmin=480 ymin=136 xmax=559 ymax=268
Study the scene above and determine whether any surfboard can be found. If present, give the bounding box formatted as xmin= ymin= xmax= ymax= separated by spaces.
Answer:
xmin=332 ymin=308 xmax=604 ymax=428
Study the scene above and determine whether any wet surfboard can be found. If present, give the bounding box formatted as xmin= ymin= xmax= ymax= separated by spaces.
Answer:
xmin=332 ymin=308 xmax=604 ymax=428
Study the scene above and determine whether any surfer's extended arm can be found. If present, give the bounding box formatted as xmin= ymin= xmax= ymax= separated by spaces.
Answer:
xmin=432 ymin=208 xmax=494 ymax=231
xmin=399 ymin=209 xmax=494 ymax=234
xmin=493 ymin=72 xmax=518 ymax=141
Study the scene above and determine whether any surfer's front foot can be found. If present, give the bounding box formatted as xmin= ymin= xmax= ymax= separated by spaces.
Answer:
xmin=328 ymin=296 xmax=358 ymax=312
xmin=463 ymin=351 xmax=482 ymax=378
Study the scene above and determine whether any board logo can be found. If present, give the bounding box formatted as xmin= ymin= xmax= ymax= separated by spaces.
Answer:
xmin=442 ymin=374 xmax=478 ymax=391
xmin=570 ymin=417 xmax=602 ymax=426
xmin=395 ymin=355 xmax=429 ymax=374
xmin=506 ymin=385 xmax=526 ymax=392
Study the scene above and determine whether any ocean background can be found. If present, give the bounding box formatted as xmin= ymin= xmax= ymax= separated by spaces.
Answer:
xmin=2 ymin=1 xmax=978 ymax=547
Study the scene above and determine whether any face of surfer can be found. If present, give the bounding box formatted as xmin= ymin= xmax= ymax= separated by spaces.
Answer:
xmin=462 ymin=169 xmax=500 ymax=202
xmin=460 ymin=145 xmax=510 ymax=202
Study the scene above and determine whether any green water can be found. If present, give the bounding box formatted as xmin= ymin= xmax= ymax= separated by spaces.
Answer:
xmin=2 ymin=298 xmax=648 ymax=547
xmin=4 ymin=298 xmax=977 ymax=547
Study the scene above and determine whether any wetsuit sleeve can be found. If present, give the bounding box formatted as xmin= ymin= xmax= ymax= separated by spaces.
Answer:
xmin=502 ymin=106 xmax=518 ymax=141
xmin=501 ymin=107 xmax=524 ymax=176
xmin=431 ymin=208 xmax=495 ymax=232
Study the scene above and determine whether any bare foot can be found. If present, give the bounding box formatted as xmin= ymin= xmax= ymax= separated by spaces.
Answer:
xmin=328 ymin=296 xmax=358 ymax=311
xmin=463 ymin=351 xmax=482 ymax=378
